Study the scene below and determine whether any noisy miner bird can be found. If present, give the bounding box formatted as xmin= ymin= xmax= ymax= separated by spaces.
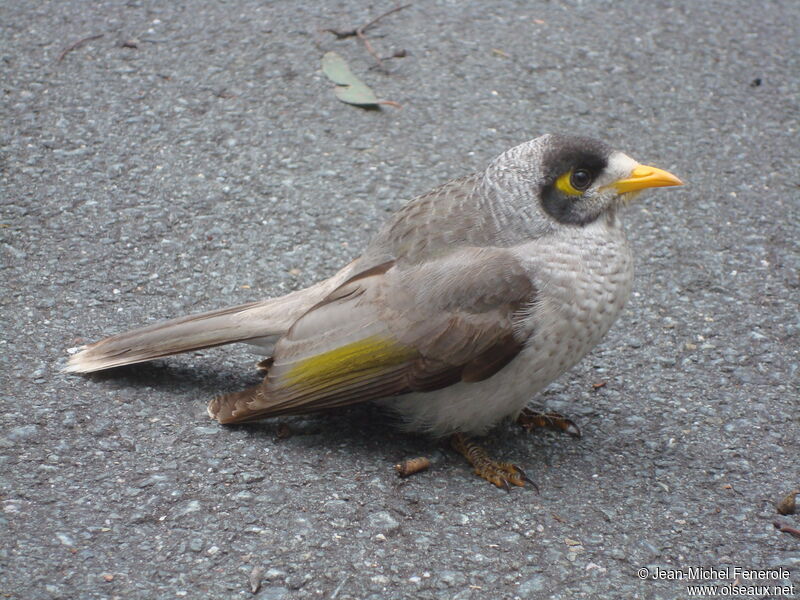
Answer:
xmin=65 ymin=134 xmax=682 ymax=489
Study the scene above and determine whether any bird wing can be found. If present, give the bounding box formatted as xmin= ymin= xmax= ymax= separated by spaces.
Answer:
xmin=209 ymin=247 xmax=536 ymax=423
xmin=63 ymin=175 xmax=486 ymax=374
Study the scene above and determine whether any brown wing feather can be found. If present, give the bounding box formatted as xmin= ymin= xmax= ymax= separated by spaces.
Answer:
xmin=208 ymin=247 xmax=536 ymax=424
xmin=461 ymin=333 xmax=524 ymax=383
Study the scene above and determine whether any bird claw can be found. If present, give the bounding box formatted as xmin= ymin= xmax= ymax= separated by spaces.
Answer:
xmin=450 ymin=433 xmax=536 ymax=491
xmin=514 ymin=465 xmax=539 ymax=493
xmin=517 ymin=409 xmax=582 ymax=439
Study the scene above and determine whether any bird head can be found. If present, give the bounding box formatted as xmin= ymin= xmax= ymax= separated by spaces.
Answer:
xmin=490 ymin=134 xmax=683 ymax=230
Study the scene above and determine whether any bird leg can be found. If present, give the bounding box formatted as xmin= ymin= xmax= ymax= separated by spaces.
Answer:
xmin=516 ymin=408 xmax=581 ymax=438
xmin=450 ymin=432 xmax=536 ymax=491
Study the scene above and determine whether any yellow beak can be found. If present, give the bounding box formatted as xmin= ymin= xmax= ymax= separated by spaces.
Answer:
xmin=612 ymin=164 xmax=683 ymax=194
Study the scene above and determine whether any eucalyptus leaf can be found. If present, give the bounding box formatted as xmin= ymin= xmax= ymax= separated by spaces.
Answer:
xmin=321 ymin=51 xmax=381 ymax=107
xmin=334 ymin=81 xmax=379 ymax=105
xmin=321 ymin=51 xmax=359 ymax=86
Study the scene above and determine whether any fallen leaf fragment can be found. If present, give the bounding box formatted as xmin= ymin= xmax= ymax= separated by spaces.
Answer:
xmin=321 ymin=51 xmax=398 ymax=108
xmin=249 ymin=566 xmax=264 ymax=594
xmin=776 ymin=489 xmax=798 ymax=515
xmin=322 ymin=51 xmax=363 ymax=85
xmin=395 ymin=457 xmax=431 ymax=477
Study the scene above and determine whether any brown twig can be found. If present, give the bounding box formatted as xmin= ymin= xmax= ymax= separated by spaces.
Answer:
xmin=366 ymin=49 xmax=408 ymax=72
xmin=773 ymin=521 xmax=800 ymax=539
xmin=324 ymin=4 xmax=410 ymax=38
xmin=359 ymin=4 xmax=411 ymax=35
xmin=58 ymin=33 xmax=104 ymax=62
xmin=323 ymin=4 xmax=411 ymax=68
xmin=356 ymin=29 xmax=382 ymax=67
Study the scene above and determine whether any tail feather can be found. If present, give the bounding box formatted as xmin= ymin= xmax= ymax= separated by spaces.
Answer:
xmin=64 ymin=301 xmax=275 ymax=373
xmin=63 ymin=269 xmax=354 ymax=373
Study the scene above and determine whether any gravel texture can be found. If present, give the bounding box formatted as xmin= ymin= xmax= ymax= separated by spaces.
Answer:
xmin=2 ymin=1 xmax=798 ymax=599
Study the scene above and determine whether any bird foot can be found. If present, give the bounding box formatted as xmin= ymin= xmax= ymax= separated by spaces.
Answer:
xmin=516 ymin=408 xmax=581 ymax=438
xmin=450 ymin=433 xmax=537 ymax=492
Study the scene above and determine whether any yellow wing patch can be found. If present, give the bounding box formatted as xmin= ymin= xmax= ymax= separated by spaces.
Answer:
xmin=284 ymin=336 xmax=417 ymax=388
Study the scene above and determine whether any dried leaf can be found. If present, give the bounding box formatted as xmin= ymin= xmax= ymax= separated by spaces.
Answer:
xmin=776 ymin=489 xmax=798 ymax=515
xmin=395 ymin=457 xmax=431 ymax=477
xmin=249 ymin=566 xmax=264 ymax=594
xmin=321 ymin=51 xmax=380 ymax=107
xmin=334 ymin=83 xmax=379 ymax=106
xmin=321 ymin=51 xmax=358 ymax=85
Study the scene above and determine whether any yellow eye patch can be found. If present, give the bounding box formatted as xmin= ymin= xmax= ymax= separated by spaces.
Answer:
xmin=555 ymin=169 xmax=593 ymax=196
xmin=555 ymin=170 xmax=583 ymax=196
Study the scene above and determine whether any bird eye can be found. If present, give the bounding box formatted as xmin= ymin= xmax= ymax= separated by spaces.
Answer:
xmin=570 ymin=169 xmax=592 ymax=191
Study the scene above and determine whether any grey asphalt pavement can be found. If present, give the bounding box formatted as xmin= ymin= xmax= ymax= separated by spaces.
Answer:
xmin=2 ymin=1 xmax=799 ymax=599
